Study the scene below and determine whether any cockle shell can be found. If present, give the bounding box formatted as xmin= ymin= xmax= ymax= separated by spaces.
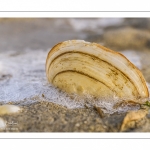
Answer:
xmin=46 ymin=40 xmax=149 ymax=99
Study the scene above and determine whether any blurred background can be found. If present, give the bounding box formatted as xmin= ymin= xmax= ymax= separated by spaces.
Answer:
xmin=0 ymin=18 xmax=150 ymax=51
xmin=0 ymin=18 xmax=150 ymax=78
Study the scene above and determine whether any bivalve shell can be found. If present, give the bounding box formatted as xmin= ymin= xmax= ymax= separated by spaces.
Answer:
xmin=46 ymin=40 xmax=149 ymax=99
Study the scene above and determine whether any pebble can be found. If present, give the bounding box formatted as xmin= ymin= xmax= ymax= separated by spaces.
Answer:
xmin=0 ymin=105 xmax=21 ymax=115
xmin=75 ymin=123 xmax=80 ymax=127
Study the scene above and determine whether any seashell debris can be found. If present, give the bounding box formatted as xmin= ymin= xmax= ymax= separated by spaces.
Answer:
xmin=46 ymin=40 xmax=149 ymax=100
xmin=0 ymin=117 xmax=6 ymax=129
xmin=120 ymin=109 xmax=148 ymax=132
xmin=0 ymin=105 xmax=21 ymax=115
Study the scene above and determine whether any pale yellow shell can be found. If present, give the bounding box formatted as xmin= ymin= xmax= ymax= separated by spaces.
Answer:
xmin=46 ymin=40 xmax=149 ymax=99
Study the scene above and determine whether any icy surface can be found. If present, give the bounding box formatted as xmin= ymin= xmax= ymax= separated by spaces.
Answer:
xmin=0 ymin=49 xmax=87 ymax=108
xmin=0 ymin=49 xmax=149 ymax=114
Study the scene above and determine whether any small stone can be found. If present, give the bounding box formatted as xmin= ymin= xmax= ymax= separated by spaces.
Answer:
xmin=89 ymin=125 xmax=95 ymax=131
xmin=49 ymin=117 xmax=54 ymax=124
xmin=75 ymin=123 xmax=80 ymax=127
xmin=0 ymin=105 xmax=21 ymax=115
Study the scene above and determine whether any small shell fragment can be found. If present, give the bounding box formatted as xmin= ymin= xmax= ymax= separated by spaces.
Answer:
xmin=0 ymin=117 xmax=6 ymax=129
xmin=0 ymin=105 xmax=21 ymax=115
xmin=46 ymin=40 xmax=149 ymax=100
xmin=120 ymin=109 xmax=148 ymax=132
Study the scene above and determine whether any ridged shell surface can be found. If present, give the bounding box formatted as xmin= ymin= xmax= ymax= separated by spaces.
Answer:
xmin=46 ymin=40 xmax=149 ymax=99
